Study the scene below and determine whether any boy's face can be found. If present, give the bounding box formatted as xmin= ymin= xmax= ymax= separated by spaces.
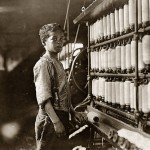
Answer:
xmin=45 ymin=30 xmax=64 ymax=54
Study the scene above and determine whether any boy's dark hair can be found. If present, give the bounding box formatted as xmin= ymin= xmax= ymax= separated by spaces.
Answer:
xmin=39 ymin=23 xmax=64 ymax=46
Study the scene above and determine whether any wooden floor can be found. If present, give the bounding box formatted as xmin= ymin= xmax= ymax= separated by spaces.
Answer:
xmin=0 ymin=117 xmax=113 ymax=150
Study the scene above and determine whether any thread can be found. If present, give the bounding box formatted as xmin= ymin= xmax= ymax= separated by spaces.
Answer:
xmin=115 ymin=9 xmax=120 ymax=34
xmin=93 ymin=23 xmax=96 ymax=42
xmin=121 ymin=45 xmax=126 ymax=71
xmin=111 ymin=48 xmax=116 ymax=71
xmin=142 ymin=35 xmax=150 ymax=65
xmin=138 ymin=0 xmax=142 ymax=25
xmin=90 ymin=24 xmax=94 ymax=43
xmin=110 ymin=12 xmax=115 ymax=36
xmin=138 ymin=40 xmax=145 ymax=71
xmin=98 ymin=49 xmax=102 ymax=71
xmin=92 ymin=50 xmax=95 ymax=70
xmin=96 ymin=79 xmax=99 ymax=98
xmin=116 ymin=45 xmax=121 ymax=69
xmin=130 ymin=82 xmax=135 ymax=110
xmin=131 ymin=39 xmax=136 ymax=68
xmin=101 ymin=48 xmax=105 ymax=70
xmin=105 ymin=81 xmax=108 ymax=103
xmin=138 ymin=85 xmax=142 ymax=112
xmin=120 ymin=82 xmax=125 ymax=106
xmin=125 ymin=43 xmax=132 ymax=70
xmin=108 ymin=48 xmax=112 ymax=69
xmin=134 ymin=85 xmax=136 ymax=110
xmin=124 ymin=4 xmax=129 ymax=31
xmin=90 ymin=51 xmax=93 ymax=69
xmin=112 ymin=81 xmax=116 ymax=104
xmin=142 ymin=0 xmax=149 ymax=24
xmin=96 ymin=20 xmax=100 ymax=41
xmin=99 ymin=78 xmax=102 ymax=98
xmin=94 ymin=50 xmax=97 ymax=70
xmin=101 ymin=78 xmax=105 ymax=99
xmin=124 ymin=80 xmax=131 ymax=106
xmin=104 ymin=50 xmax=108 ymax=71
xmin=87 ymin=112 xmax=100 ymax=123
xmin=103 ymin=16 xmax=107 ymax=38
xmin=95 ymin=50 xmax=99 ymax=70
xmin=142 ymin=85 xmax=149 ymax=113
xmin=92 ymin=79 xmax=96 ymax=97
xmin=97 ymin=20 xmax=100 ymax=40
xmin=129 ymin=0 xmax=136 ymax=28
xmin=108 ymin=81 xmax=112 ymax=103
xmin=69 ymin=125 xmax=88 ymax=139
xmin=106 ymin=14 xmax=111 ymax=38
xmin=119 ymin=7 xmax=124 ymax=34
xmin=115 ymin=82 xmax=120 ymax=104
xmin=99 ymin=18 xmax=103 ymax=39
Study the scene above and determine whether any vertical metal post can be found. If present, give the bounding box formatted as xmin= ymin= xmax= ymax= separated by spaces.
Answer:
xmin=86 ymin=22 xmax=92 ymax=105
xmin=135 ymin=0 xmax=139 ymax=110
xmin=67 ymin=15 xmax=70 ymax=41
xmin=134 ymin=0 xmax=139 ymax=118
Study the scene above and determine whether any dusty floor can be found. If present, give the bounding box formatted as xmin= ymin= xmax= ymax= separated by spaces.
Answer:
xmin=0 ymin=116 xmax=91 ymax=150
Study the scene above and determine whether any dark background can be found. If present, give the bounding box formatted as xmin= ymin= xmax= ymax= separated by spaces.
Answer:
xmin=0 ymin=0 xmax=93 ymax=149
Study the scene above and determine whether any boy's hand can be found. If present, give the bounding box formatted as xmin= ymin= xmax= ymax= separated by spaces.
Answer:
xmin=53 ymin=120 xmax=66 ymax=137
xmin=72 ymin=111 xmax=87 ymax=124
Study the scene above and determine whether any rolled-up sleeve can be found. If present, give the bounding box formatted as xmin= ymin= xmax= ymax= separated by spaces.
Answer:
xmin=34 ymin=61 xmax=53 ymax=105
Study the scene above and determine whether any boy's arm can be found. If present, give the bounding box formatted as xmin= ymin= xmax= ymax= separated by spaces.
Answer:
xmin=70 ymin=103 xmax=86 ymax=124
xmin=44 ymin=99 xmax=66 ymax=137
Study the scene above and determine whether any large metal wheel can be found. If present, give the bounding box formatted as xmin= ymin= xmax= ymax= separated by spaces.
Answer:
xmin=68 ymin=48 xmax=88 ymax=106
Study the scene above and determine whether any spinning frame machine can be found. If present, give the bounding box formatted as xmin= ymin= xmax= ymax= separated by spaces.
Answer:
xmin=68 ymin=0 xmax=150 ymax=149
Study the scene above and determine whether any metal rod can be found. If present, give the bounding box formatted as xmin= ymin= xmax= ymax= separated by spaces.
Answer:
xmin=64 ymin=0 xmax=71 ymax=30
xmin=73 ymin=0 xmax=128 ymax=24
xmin=73 ymin=24 xmax=80 ymax=51
xmin=134 ymin=0 xmax=139 ymax=112
xmin=95 ymin=101 xmax=136 ymax=121
xmin=87 ymin=22 xmax=92 ymax=99
xmin=91 ymin=72 xmax=135 ymax=77
xmin=90 ymin=32 xmax=134 ymax=48
xmin=90 ymin=72 xmax=150 ymax=78
xmin=90 ymin=26 xmax=150 ymax=49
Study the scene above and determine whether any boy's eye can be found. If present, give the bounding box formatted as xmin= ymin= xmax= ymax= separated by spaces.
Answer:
xmin=52 ymin=37 xmax=57 ymax=41
xmin=49 ymin=36 xmax=64 ymax=42
xmin=59 ymin=38 xmax=63 ymax=41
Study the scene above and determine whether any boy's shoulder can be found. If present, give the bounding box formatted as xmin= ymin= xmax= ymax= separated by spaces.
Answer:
xmin=33 ymin=56 xmax=54 ymax=71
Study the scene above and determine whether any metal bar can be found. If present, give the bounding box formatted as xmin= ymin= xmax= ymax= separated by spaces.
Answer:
xmin=90 ymin=72 xmax=135 ymax=77
xmin=89 ymin=26 xmax=150 ymax=49
xmin=88 ymin=122 xmax=122 ymax=150
xmin=73 ymin=0 xmax=128 ymax=24
xmin=95 ymin=101 xmax=136 ymax=121
xmin=134 ymin=0 xmax=139 ymax=112
xmin=90 ymin=72 xmax=150 ymax=78
xmin=73 ymin=0 xmax=104 ymax=24
xmin=87 ymin=22 xmax=92 ymax=99
xmin=90 ymin=32 xmax=134 ymax=48
xmin=87 ymin=106 xmax=150 ymax=138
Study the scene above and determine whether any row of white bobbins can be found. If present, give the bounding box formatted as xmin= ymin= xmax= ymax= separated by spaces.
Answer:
xmin=91 ymin=35 xmax=150 ymax=72
xmin=92 ymin=77 xmax=150 ymax=113
xmin=90 ymin=0 xmax=150 ymax=43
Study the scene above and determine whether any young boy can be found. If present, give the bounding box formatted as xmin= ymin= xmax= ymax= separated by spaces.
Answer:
xmin=33 ymin=23 xmax=84 ymax=150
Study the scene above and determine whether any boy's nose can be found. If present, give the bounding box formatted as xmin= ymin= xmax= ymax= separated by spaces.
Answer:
xmin=57 ymin=40 xmax=63 ymax=44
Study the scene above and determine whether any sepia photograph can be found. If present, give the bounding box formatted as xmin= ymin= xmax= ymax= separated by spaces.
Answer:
xmin=0 ymin=0 xmax=150 ymax=149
